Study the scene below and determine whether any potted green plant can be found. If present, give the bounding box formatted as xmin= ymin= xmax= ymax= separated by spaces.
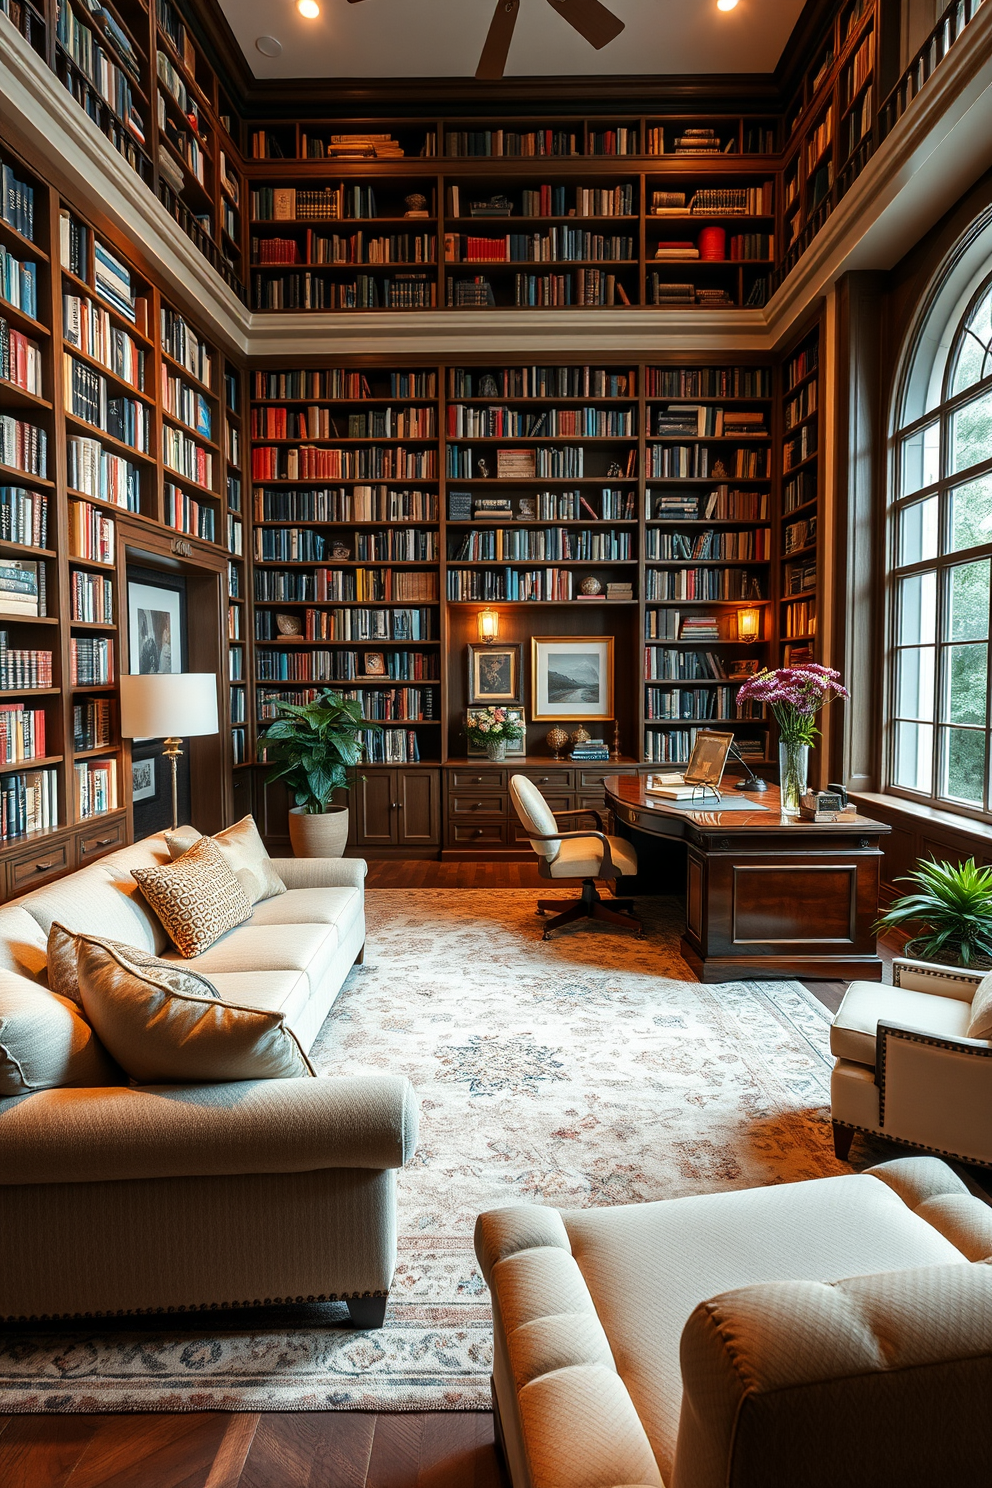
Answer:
xmin=258 ymin=690 xmax=374 ymax=858
xmin=465 ymin=706 xmax=524 ymax=762
xmin=875 ymin=856 xmax=992 ymax=968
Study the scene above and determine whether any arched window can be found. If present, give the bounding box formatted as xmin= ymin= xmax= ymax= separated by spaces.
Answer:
xmin=889 ymin=252 xmax=992 ymax=818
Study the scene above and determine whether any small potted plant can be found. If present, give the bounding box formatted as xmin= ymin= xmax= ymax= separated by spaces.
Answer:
xmin=876 ymin=856 xmax=992 ymax=968
xmin=258 ymin=690 xmax=376 ymax=857
xmin=465 ymin=706 xmax=523 ymax=762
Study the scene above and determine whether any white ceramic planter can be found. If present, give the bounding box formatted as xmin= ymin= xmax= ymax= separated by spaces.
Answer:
xmin=288 ymin=805 xmax=349 ymax=858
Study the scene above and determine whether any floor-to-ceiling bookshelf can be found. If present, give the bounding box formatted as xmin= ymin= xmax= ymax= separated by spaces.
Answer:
xmin=779 ymin=322 xmax=821 ymax=670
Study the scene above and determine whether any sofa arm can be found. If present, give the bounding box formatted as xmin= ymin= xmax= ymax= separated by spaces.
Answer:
xmin=0 ymin=1072 xmax=418 ymax=1185
xmin=892 ymin=956 xmax=984 ymax=997
xmin=672 ymin=1262 xmax=992 ymax=1488
xmin=877 ymin=1022 xmax=992 ymax=1165
xmin=270 ymin=856 xmax=367 ymax=891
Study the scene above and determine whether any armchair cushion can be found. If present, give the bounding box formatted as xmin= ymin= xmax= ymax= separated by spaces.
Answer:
xmin=830 ymin=981 xmax=973 ymax=1067
xmin=510 ymin=775 xmax=561 ymax=861
xmin=967 ymin=969 xmax=992 ymax=1039
xmin=549 ymin=834 xmax=638 ymax=880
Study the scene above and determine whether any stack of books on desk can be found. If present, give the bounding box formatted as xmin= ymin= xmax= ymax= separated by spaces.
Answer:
xmin=570 ymin=738 xmax=609 ymax=761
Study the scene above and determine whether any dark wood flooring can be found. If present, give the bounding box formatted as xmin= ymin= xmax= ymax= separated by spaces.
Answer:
xmin=0 ymin=861 xmax=887 ymax=1487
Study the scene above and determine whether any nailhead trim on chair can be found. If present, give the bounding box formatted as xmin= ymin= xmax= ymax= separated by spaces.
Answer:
xmin=877 ymin=1021 xmax=992 ymax=1126
xmin=1 ymin=1289 xmax=390 ymax=1323
xmin=833 ymin=1118 xmax=992 ymax=1171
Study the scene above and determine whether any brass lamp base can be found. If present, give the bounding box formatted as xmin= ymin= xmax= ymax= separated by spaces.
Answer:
xmin=162 ymin=737 xmax=183 ymax=831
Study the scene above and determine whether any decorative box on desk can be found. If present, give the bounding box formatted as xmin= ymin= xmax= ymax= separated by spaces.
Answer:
xmin=605 ymin=775 xmax=890 ymax=981
xmin=443 ymin=757 xmax=639 ymax=859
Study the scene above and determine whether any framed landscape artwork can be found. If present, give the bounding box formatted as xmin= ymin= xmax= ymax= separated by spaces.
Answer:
xmin=531 ymin=637 xmax=614 ymax=721
xmin=468 ymin=642 xmax=522 ymax=704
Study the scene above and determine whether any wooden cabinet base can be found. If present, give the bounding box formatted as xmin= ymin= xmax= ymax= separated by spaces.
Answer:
xmin=679 ymin=942 xmax=885 ymax=983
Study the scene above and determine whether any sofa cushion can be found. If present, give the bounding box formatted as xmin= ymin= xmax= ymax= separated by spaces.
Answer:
xmin=204 ymin=969 xmax=311 ymax=1029
xmin=0 ymin=969 xmax=120 ymax=1096
xmin=247 ymin=886 xmax=363 ymax=941
xmin=0 ymin=905 xmax=49 ymax=983
xmin=556 ymin=1171 xmax=969 ymax=1484
xmin=131 ymin=837 xmax=252 ymax=958
xmin=16 ymin=852 xmax=172 ymax=955
xmin=76 ymin=938 xmax=314 ymax=1084
xmin=47 ymin=921 xmax=219 ymax=1007
xmin=162 ymin=923 xmax=340 ymax=999
xmin=166 ymin=816 xmax=286 ymax=906
xmin=967 ymin=968 xmax=992 ymax=1039
xmin=830 ymin=981 xmax=973 ymax=1067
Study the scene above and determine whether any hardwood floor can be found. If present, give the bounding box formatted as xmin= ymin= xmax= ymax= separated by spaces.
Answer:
xmin=0 ymin=861 xmax=884 ymax=1487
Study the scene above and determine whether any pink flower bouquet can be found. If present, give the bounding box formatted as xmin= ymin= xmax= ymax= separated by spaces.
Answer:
xmin=735 ymin=664 xmax=849 ymax=745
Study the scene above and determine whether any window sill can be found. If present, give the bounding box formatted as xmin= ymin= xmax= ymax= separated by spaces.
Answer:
xmin=850 ymin=791 xmax=992 ymax=847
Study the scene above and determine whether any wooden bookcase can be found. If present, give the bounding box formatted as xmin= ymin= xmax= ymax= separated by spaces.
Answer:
xmin=779 ymin=319 xmax=822 ymax=671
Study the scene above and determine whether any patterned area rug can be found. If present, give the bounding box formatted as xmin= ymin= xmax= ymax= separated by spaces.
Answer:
xmin=1 ymin=890 xmax=879 ymax=1413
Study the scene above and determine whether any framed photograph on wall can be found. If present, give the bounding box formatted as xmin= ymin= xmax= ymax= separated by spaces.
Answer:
xmin=131 ymin=756 xmax=156 ymax=802
xmin=466 ymin=706 xmax=526 ymax=757
xmin=531 ymin=637 xmax=614 ymax=722
xmin=468 ymin=642 xmax=522 ymax=704
xmin=128 ymin=581 xmax=183 ymax=675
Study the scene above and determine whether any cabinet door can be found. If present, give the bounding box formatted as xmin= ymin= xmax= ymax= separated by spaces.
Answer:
xmin=396 ymin=768 xmax=440 ymax=847
xmin=355 ymin=770 xmax=397 ymax=846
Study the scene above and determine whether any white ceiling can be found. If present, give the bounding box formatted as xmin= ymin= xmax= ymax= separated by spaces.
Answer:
xmin=218 ymin=0 xmax=806 ymax=81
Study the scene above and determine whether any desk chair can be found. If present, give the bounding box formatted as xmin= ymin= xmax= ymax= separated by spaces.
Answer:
xmin=509 ymin=774 xmax=642 ymax=939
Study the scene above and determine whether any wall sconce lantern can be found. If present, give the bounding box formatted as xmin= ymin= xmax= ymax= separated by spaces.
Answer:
xmin=478 ymin=608 xmax=500 ymax=644
xmin=736 ymin=606 xmax=761 ymax=644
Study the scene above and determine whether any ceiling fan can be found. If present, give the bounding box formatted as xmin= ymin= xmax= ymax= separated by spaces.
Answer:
xmin=345 ymin=0 xmax=626 ymax=80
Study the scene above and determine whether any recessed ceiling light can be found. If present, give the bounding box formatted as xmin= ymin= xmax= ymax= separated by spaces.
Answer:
xmin=297 ymin=0 xmax=320 ymax=16
xmin=717 ymin=0 xmax=739 ymax=9
xmin=255 ymin=34 xmax=282 ymax=55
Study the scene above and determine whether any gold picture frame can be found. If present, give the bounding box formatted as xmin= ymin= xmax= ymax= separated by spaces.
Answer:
xmin=531 ymin=636 xmax=614 ymax=722
xmin=468 ymin=642 xmax=522 ymax=704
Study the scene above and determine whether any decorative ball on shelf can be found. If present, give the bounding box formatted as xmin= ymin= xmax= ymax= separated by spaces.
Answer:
xmin=275 ymin=613 xmax=302 ymax=636
xmin=571 ymin=725 xmax=591 ymax=745
xmin=545 ymin=727 xmax=570 ymax=760
xmin=404 ymin=193 xmax=429 ymax=218
xmin=580 ymin=576 xmax=602 ymax=596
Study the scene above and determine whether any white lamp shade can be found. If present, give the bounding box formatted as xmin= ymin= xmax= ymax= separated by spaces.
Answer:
xmin=119 ymin=673 xmax=219 ymax=740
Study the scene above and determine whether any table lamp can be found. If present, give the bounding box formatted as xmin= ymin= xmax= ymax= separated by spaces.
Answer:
xmin=119 ymin=673 xmax=219 ymax=830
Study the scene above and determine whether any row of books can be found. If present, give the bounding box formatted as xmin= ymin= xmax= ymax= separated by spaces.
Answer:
xmin=0 ymin=243 xmax=38 ymax=319
xmin=648 ymin=445 xmax=769 ymax=479
xmin=251 ymin=232 xmax=436 ymax=266
xmin=73 ymin=697 xmax=112 ymax=751
xmin=645 ymin=686 xmax=758 ymax=721
xmin=447 ymin=445 xmax=628 ymax=479
xmin=252 ymin=369 xmax=392 ymax=400
xmin=250 ymin=406 xmax=436 ymax=440
xmin=69 ymin=636 xmax=114 ymax=686
xmin=784 ymin=380 xmax=818 ymax=429
xmin=0 ymin=632 xmax=53 ymax=688
xmin=230 ymin=686 xmax=246 ymax=724
xmin=446 ymin=405 xmax=634 ymax=438
xmin=446 ymin=231 xmax=635 ymax=263
xmin=646 ymin=367 xmax=771 ymax=398
xmin=783 ymin=423 xmax=818 ymax=471
xmin=449 ymin=183 xmax=635 ymax=217
xmin=649 ymin=279 xmax=736 ymax=307
xmin=63 ymin=355 xmax=151 ymax=451
xmin=162 ymin=373 xmax=212 ymax=439
xmin=784 ymin=516 xmax=817 ymax=553
xmin=354 ymin=529 xmax=438 ymax=561
xmin=0 ymin=704 xmax=46 ymax=763
xmin=784 ymin=468 xmax=817 ymax=513
xmin=0 ymin=486 xmax=47 ymax=548
xmin=56 ymin=0 xmax=144 ymax=147
xmin=0 ymin=768 xmax=57 ymax=840
xmin=68 ymin=498 xmax=115 ymax=563
xmin=644 ymin=729 xmax=764 ymax=763
xmin=653 ymin=406 xmax=766 ymax=437
xmin=251 ymin=446 xmax=437 ymax=481
xmin=252 ymin=633 xmax=439 ymax=681
xmin=254 ymin=567 xmax=438 ymax=603
xmin=226 ymin=515 xmax=242 ymax=556
xmin=1 ymin=158 xmax=35 ymax=240
xmin=252 ymin=273 xmax=437 ymax=310
xmin=299 ymin=132 xmax=407 ymax=161
xmin=75 ymin=758 xmax=118 ymax=818
xmin=785 ymin=339 xmax=819 ymax=391
xmin=251 ymin=600 xmax=436 ymax=640
xmin=162 ymin=426 xmax=213 ymax=488
xmin=650 ymin=185 xmax=774 ymax=217
xmin=511 ymin=271 xmax=633 ymax=307
xmin=160 ymin=306 xmax=213 ymax=388
xmin=646 ymin=568 xmax=762 ymax=601
xmin=443 ymin=130 xmax=579 ymax=158
xmin=450 ymin=528 xmax=633 ymax=561
xmin=0 ymin=557 xmax=45 ymax=617
xmin=652 ymin=487 xmax=769 ymax=521
xmin=0 ymin=317 xmax=42 ymax=395
xmin=164 ymin=482 xmax=216 ymax=543
xmin=446 ymin=568 xmax=575 ymax=602
xmin=448 ymin=488 xmax=635 ymax=522
xmin=231 ymin=727 xmax=247 ymax=764
xmin=63 ymin=293 xmax=146 ymax=390
xmin=359 ymin=729 xmax=420 ymax=764
xmin=0 ymin=416 xmax=47 ymax=478
xmin=786 ymin=559 xmax=818 ymax=594
xmin=70 ymin=570 xmax=114 ymax=624
xmin=645 ymin=528 xmax=770 ymax=561
xmin=93 ymin=239 xmax=136 ymax=325
xmin=66 ymin=436 xmax=140 ymax=509
xmin=447 ymin=366 xmax=633 ymax=399
xmin=250 ymin=186 xmax=345 ymax=222
xmin=644 ymin=649 xmax=735 ymax=680
xmin=253 ymin=486 xmax=437 ymax=523
xmin=646 ymin=610 xmax=721 ymax=641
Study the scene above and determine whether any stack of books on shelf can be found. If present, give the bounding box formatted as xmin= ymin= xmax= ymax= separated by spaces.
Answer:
xmin=654 ymin=242 xmax=698 ymax=260
xmin=0 ymin=415 xmax=47 ymax=477
xmin=69 ymin=635 xmax=114 ymax=685
xmin=672 ymin=128 xmax=732 ymax=154
xmin=93 ymin=240 xmax=137 ymax=323
xmin=73 ymin=697 xmax=112 ymax=750
xmin=447 ymin=277 xmax=496 ymax=308
xmin=0 ymin=558 xmax=44 ymax=616
xmin=606 ymin=581 xmax=633 ymax=602
xmin=474 ymin=497 xmax=514 ymax=520
xmin=1 ymin=158 xmax=35 ymax=237
xmin=0 ymin=486 xmax=47 ymax=547
xmin=70 ymin=569 xmax=114 ymax=623
xmin=68 ymin=499 xmax=115 ymax=562
xmin=0 ymin=632 xmax=53 ymax=688
xmin=0 ymin=318 xmax=42 ymax=395
xmin=679 ymin=615 xmax=721 ymax=641
xmin=0 ymin=703 xmax=45 ymax=762
xmin=305 ymin=133 xmax=404 ymax=159
xmin=570 ymin=738 xmax=609 ymax=761
xmin=74 ymin=759 xmax=117 ymax=817
xmin=0 ymin=768 xmax=57 ymax=840
xmin=66 ymin=435 xmax=140 ymax=509
xmin=0 ymin=243 xmax=38 ymax=318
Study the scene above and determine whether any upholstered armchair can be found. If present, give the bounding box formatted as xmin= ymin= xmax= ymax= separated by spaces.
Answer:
xmin=831 ymin=956 xmax=992 ymax=1166
xmin=509 ymin=774 xmax=641 ymax=938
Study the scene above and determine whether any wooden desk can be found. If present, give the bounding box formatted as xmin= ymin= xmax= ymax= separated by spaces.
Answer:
xmin=604 ymin=776 xmax=891 ymax=983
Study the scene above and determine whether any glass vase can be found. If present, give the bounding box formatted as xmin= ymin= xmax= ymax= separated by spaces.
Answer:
xmin=778 ymin=740 xmax=809 ymax=815
xmin=486 ymin=739 xmax=507 ymax=762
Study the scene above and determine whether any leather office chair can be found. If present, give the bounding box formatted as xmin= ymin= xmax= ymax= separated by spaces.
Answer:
xmin=509 ymin=774 xmax=642 ymax=939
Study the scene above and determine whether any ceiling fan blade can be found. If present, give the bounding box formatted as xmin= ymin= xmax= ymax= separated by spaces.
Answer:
xmin=476 ymin=0 xmax=520 ymax=80
xmin=545 ymin=0 xmax=624 ymax=50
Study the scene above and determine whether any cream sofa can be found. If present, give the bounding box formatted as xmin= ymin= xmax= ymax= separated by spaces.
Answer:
xmin=830 ymin=955 xmax=992 ymax=1166
xmin=0 ymin=832 xmax=418 ymax=1328
xmin=476 ymin=1157 xmax=992 ymax=1488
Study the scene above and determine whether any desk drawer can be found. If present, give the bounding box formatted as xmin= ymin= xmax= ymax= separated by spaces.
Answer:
xmin=449 ymin=792 xmax=509 ymax=819
xmin=9 ymin=839 xmax=71 ymax=892
xmin=449 ymin=767 xmax=506 ymax=790
xmin=515 ymin=767 xmax=573 ymax=788
xmin=575 ymin=765 xmax=637 ymax=788
xmin=76 ymin=818 xmax=125 ymax=863
xmin=448 ymin=821 xmax=510 ymax=848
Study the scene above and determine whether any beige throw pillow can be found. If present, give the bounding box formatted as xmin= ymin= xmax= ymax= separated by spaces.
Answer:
xmin=968 ymin=970 xmax=992 ymax=1039
xmin=75 ymin=937 xmax=314 ymax=1084
xmin=47 ymin=921 xmax=219 ymax=1007
xmin=131 ymin=837 xmax=252 ymax=957
xmin=165 ymin=816 xmax=286 ymax=905
xmin=0 ymin=969 xmax=121 ymax=1096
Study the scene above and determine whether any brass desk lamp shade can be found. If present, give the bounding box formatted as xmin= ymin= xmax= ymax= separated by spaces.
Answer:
xmin=119 ymin=673 xmax=219 ymax=830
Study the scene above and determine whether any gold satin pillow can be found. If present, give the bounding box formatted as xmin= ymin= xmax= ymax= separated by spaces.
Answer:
xmin=164 ymin=815 xmax=286 ymax=905
xmin=131 ymin=837 xmax=252 ymax=958
xmin=75 ymin=937 xmax=314 ymax=1084
xmin=47 ymin=921 xmax=219 ymax=1007
xmin=0 ymin=970 xmax=121 ymax=1096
